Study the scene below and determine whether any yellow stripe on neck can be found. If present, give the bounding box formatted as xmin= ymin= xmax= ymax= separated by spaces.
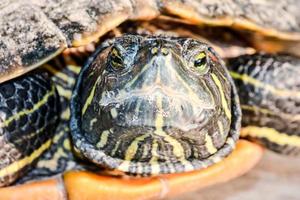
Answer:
xmin=0 ymin=139 xmax=52 ymax=178
xmin=241 ymin=104 xmax=300 ymax=121
xmin=205 ymin=133 xmax=217 ymax=154
xmin=44 ymin=64 xmax=75 ymax=85
xmin=1 ymin=85 xmax=56 ymax=128
xmin=241 ymin=126 xmax=300 ymax=147
xmin=230 ymin=71 xmax=300 ymax=98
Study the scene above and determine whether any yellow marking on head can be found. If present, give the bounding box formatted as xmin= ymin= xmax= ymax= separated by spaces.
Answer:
xmin=134 ymin=100 xmax=142 ymax=114
xmin=44 ymin=64 xmax=75 ymax=85
xmin=155 ymin=96 xmax=185 ymax=159
xmin=230 ymin=71 xmax=300 ymax=98
xmin=110 ymin=108 xmax=118 ymax=118
xmin=89 ymin=118 xmax=98 ymax=128
xmin=155 ymin=128 xmax=186 ymax=159
xmin=152 ymin=96 xmax=194 ymax=171
xmin=82 ymin=75 xmax=102 ymax=115
xmin=204 ymin=133 xmax=217 ymax=154
xmin=96 ymin=130 xmax=110 ymax=149
xmin=126 ymin=52 xmax=211 ymax=113
xmin=241 ymin=105 xmax=300 ymax=121
xmin=0 ymin=139 xmax=52 ymax=178
xmin=141 ymin=143 xmax=150 ymax=159
xmin=0 ymin=85 xmax=56 ymax=128
xmin=111 ymin=140 xmax=122 ymax=156
xmin=211 ymin=73 xmax=231 ymax=119
xmin=150 ymin=140 xmax=160 ymax=174
xmin=166 ymin=55 xmax=214 ymax=108
xmin=241 ymin=126 xmax=300 ymax=147
xmin=124 ymin=134 xmax=148 ymax=161
xmin=217 ymin=120 xmax=225 ymax=137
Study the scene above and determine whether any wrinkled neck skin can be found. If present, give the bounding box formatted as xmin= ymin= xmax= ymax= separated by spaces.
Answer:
xmin=80 ymin=35 xmax=232 ymax=163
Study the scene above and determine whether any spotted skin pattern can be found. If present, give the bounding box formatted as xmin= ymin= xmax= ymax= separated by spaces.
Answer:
xmin=71 ymin=35 xmax=241 ymax=175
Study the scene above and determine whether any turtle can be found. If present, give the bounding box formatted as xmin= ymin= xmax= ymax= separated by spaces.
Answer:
xmin=0 ymin=0 xmax=299 ymax=199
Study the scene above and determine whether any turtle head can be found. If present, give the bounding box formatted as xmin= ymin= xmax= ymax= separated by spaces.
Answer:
xmin=71 ymin=35 xmax=239 ymax=175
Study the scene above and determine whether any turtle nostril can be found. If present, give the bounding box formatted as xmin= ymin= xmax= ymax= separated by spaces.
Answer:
xmin=151 ymin=47 xmax=169 ymax=56
xmin=161 ymin=47 xmax=169 ymax=56
xmin=151 ymin=47 xmax=159 ymax=55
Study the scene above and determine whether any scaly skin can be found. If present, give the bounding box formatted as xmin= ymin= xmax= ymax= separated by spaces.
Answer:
xmin=229 ymin=53 xmax=300 ymax=155
xmin=70 ymin=35 xmax=241 ymax=175
xmin=0 ymin=71 xmax=59 ymax=186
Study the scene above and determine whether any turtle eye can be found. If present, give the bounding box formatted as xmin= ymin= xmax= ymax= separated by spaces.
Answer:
xmin=193 ymin=51 xmax=209 ymax=74
xmin=110 ymin=47 xmax=124 ymax=70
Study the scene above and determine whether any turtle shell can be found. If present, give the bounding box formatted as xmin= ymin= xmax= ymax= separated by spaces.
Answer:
xmin=1 ymin=0 xmax=300 ymax=83
xmin=70 ymin=35 xmax=241 ymax=175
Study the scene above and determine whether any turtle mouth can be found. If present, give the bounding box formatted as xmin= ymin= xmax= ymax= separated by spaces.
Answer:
xmin=99 ymin=86 xmax=216 ymax=131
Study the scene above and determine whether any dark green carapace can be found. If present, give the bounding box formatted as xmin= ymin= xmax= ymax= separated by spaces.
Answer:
xmin=229 ymin=53 xmax=300 ymax=155
xmin=70 ymin=35 xmax=241 ymax=175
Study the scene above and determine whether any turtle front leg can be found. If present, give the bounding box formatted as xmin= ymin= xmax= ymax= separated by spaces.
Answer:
xmin=0 ymin=71 xmax=60 ymax=186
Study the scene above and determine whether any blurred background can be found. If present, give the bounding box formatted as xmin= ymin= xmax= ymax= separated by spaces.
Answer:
xmin=172 ymin=152 xmax=300 ymax=200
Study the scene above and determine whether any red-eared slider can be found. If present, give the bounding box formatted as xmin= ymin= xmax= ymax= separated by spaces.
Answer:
xmin=0 ymin=0 xmax=299 ymax=199
xmin=70 ymin=35 xmax=241 ymax=175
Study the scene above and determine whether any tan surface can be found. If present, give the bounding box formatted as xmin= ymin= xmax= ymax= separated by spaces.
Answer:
xmin=173 ymin=151 xmax=300 ymax=200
